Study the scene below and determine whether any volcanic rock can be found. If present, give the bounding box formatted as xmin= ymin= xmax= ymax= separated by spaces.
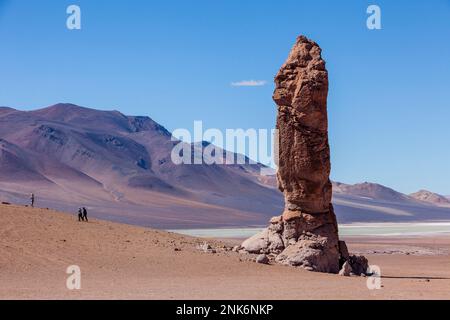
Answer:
xmin=348 ymin=255 xmax=369 ymax=275
xmin=240 ymin=35 xmax=368 ymax=274
xmin=256 ymin=254 xmax=270 ymax=264
xmin=275 ymin=233 xmax=339 ymax=273
xmin=339 ymin=261 xmax=352 ymax=277
xmin=241 ymin=229 xmax=269 ymax=253
xmin=273 ymin=35 xmax=340 ymax=273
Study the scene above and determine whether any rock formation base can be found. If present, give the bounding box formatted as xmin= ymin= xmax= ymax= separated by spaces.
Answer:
xmin=240 ymin=211 xmax=368 ymax=274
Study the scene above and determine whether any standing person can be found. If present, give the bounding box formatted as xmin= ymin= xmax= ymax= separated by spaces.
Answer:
xmin=30 ymin=193 xmax=35 ymax=208
xmin=82 ymin=207 xmax=88 ymax=222
xmin=78 ymin=208 xmax=83 ymax=222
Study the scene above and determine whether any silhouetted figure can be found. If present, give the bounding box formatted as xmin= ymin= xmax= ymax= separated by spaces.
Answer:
xmin=30 ymin=193 xmax=35 ymax=208
xmin=78 ymin=208 xmax=84 ymax=222
xmin=82 ymin=207 xmax=88 ymax=222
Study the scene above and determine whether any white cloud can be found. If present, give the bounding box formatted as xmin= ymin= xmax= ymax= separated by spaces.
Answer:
xmin=231 ymin=80 xmax=267 ymax=87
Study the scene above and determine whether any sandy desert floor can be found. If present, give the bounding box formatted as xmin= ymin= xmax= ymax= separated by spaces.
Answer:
xmin=1 ymin=204 xmax=450 ymax=300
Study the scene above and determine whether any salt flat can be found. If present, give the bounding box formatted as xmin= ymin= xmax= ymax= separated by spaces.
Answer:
xmin=169 ymin=222 xmax=450 ymax=239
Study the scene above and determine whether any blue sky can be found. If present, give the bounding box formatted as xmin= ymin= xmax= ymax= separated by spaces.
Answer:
xmin=0 ymin=0 xmax=449 ymax=194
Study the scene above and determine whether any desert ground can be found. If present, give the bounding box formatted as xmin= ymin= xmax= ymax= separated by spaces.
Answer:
xmin=1 ymin=204 xmax=450 ymax=300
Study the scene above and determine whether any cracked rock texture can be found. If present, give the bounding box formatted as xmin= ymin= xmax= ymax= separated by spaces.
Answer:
xmin=241 ymin=36 xmax=368 ymax=274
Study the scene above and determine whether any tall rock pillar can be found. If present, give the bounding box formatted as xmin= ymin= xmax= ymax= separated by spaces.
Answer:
xmin=241 ymin=36 xmax=367 ymax=274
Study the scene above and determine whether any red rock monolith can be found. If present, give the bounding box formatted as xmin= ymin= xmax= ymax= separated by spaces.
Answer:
xmin=241 ymin=36 xmax=367 ymax=274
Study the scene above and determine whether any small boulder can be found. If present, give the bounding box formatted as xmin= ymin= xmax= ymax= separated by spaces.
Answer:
xmin=256 ymin=254 xmax=270 ymax=265
xmin=241 ymin=228 xmax=269 ymax=253
xmin=348 ymin=255 xmax=369 ymax=275
xmin=275 ymin=234 xmax=340 ymax=273
xmin=339 ymin=261 xmax=352 ymax=276
xmin=232 ymin=245 xmax=241 ymax=252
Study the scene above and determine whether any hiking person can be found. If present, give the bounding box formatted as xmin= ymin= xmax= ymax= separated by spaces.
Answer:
xmin=82 ymin=207 xmax=88 ymax=222
xmin=30 ymin=193 xmax=35 ymax=208
xmin=78 ymin=208 xmax=83 ymax=222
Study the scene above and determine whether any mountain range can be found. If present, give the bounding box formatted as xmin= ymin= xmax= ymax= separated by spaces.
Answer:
xmin=1 ymin=104 xmax=449 ymax=228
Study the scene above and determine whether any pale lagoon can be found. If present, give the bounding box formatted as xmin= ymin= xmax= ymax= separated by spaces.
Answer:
xmin=169 ymin=222 xmax=450 ymax=239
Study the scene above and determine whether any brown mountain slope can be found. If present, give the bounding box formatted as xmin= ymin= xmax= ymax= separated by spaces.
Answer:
xmin=0 ymin=104 xmax=283 ymax=228
xmin=409 ymin=190 xmax=450 ymax=206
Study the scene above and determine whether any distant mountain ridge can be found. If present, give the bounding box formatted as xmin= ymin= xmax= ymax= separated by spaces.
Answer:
xmin=409 ymin=190 xmax=450 ymax=205
xmin=333 ymin=181 xmax=449 ymax=206
xmin=1 ymin=103 xmax=449 ymax=228
xmin=332 ymin=182 xmax=410 ymax=202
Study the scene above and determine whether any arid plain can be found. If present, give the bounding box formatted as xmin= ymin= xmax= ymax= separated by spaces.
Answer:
xmin=1 ymin=204 xmax=449 ymax=300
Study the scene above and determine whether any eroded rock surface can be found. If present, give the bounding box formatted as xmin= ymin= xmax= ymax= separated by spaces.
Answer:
xmin=339 ymin=261 xmax=352 ymax=277
xmin=240 ymin=35 xmax=368 ymax=274
xmin=273 ymin=36 xmax=332 ymax=215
